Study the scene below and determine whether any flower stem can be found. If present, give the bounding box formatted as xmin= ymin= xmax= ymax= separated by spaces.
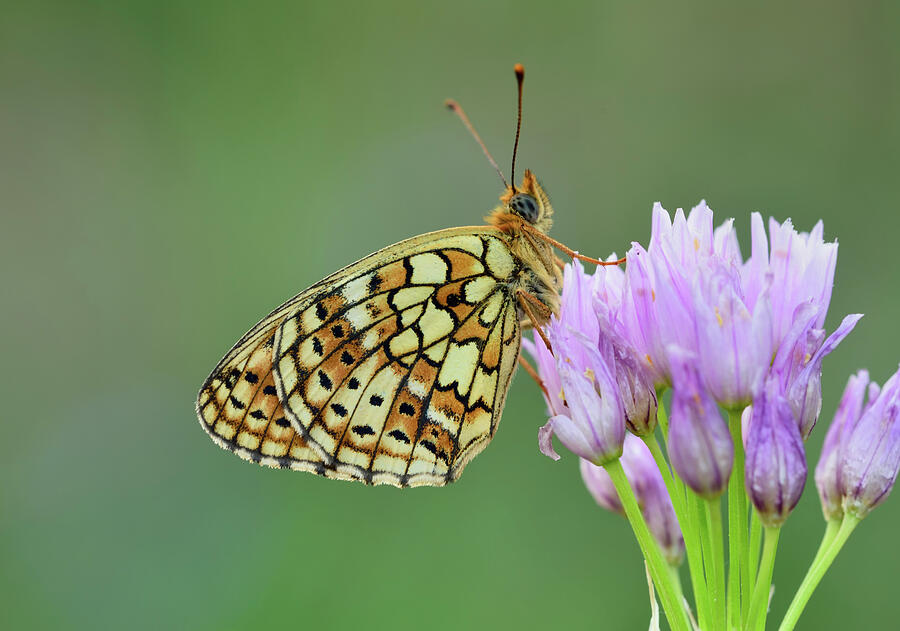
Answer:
xmin=643 ymin=432 xmax=685 ymax=522
xmin=726 ymin=408 xmax=748 ymax=629
xmin=657 ymin=386 xmax=670 ymax=438
xmin=777 ymin=515 xmax=861 ymax=631
xmin=817 ymin=518 xmax=842 ymax=558
xmin=744 ymin=509 xmax=762 ymax=624
xmin=643 ymin=431 xmax=709 ymax=629
xmin=747 ymin=524 xmax=780 ymax=631
xmin=605 ymin=458 xmax=691 ymax=631
xmin=704 ymin=498 xmax=727 ymax=630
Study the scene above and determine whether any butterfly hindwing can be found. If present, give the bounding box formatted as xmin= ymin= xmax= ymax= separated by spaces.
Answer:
xmin=197 ymin=227 xmax=524 ymax=487
xmin=196 ymin=314 xmax=329 ymax=474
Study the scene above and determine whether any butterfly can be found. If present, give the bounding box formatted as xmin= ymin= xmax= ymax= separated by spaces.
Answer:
xmin=195 ymin=64 xmax=619 ymax=487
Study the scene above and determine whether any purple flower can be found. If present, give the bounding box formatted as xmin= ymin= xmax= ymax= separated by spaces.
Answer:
xmin=692 ymin=257 xmax=773 ymax=408
xmin=815 ymin=371 xmax=871 ymax=521
xmin=613 ymin=348 xmax=659 ymax=436
xmin=667 ymin=347 xmax=734 ymax=498
xmin=537 ymin=324 xmax=625 ymax=465
xmin=838 ymin=367 xmax=900 ymax=518
xmin=777 ymin=310 xmax=862 ymax=438
xmin=635 ymin=203 xmax=748 ymax=387
xmin=745 ymin=377 xmax=808 ymax=527
xmin=589 ymin=261 xmax=659 ymax=435
xmin=610 ymin=204 xmax=849 ymax=412
xmin=523 ymin=262 xmax=604 ymax=420
xmin=620 ymin=244 xmax=671 ymax=384
xmin=580 ymin=435 xmax=684 ymax=564
xmin=527 ymin=260 xmax=657 ymax=440
xmin=743 ymin=213 xmax=837 ymax=346
xmin=522 ymin=336 xmax=566 ymax=417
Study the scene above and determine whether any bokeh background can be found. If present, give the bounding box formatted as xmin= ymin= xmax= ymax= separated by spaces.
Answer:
xmin=2 ymin=1 xmax=898 ymax=629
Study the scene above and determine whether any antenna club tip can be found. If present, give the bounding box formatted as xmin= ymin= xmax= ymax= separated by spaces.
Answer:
xmin=514 ymin=63 xmax=525 ymax=78
xmin=444 ymin=98 xmax=459 ymax=110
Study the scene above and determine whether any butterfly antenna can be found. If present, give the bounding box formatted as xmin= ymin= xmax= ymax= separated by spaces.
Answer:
xmin=445 ymin=99 xmax=509 ymax=189
xmin=510 ymin=63 xmax=525 ymax=192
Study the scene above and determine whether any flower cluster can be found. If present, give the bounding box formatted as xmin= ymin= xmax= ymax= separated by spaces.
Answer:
xmin=526 ymin=201 xmax=900 ymax=630
xmin=532 ymin=203 xmax=860 ymax=513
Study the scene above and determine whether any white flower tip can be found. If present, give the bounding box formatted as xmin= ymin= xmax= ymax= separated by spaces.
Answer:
xmin=538 ymin=421 xmax=561 ymax=461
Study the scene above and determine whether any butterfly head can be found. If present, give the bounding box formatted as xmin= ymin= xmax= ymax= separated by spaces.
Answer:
xmin=495 ymin=169 xmax=554 ymax=233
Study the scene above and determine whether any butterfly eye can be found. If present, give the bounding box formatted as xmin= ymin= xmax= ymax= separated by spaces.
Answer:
xmin=509 ymin=193 xmax=539 ymax=223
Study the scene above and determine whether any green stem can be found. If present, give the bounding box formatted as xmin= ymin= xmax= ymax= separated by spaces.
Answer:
xmin=643 ymin=432 xmax=709 ymax=630
xmin=643 ymin=433 xmax=685 ymax=522
xmin=726 ymin=408 xmax=748 ymax=629
xmin=606 ymin=458 xmax=691 ymax=631
xmin=744 ymin=509 xmax=762 ymax=624
xmin=704 ymin=498 xmax=727 ymax=631
xmin=656 ymin=387 xmax=670 ymax=438
xmin=778 ymin=515 xmax=861 ymax=631
xmin=747 ymin=525 xmax=780 ymax=631
xmin=808 ymin=519 xmax=842 ymax=575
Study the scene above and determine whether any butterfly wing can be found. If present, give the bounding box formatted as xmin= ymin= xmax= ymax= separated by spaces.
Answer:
xmin=196 ymin=227 xmax=523 ymax=487
xmin=196 ymin=300 xmax=329 ymax=475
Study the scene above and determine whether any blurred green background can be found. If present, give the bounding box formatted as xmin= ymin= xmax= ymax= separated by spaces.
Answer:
xmin=2 ymin=1 xmax=898 ymax=629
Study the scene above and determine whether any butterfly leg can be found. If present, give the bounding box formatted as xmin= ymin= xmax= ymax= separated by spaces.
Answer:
xmin=516 ymin=289 xmax=553 ymax=353
xmin=517 ymin=354 xmax=549 ymax=398
xmin=554 ymin=255 xmax=566 ymax=271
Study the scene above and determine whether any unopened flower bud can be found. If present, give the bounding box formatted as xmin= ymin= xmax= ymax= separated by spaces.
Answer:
xmin=745 ymin=378 xmax=807 ymax=527
xmin=815 ymin=370 xmax=869 ymax=521
xmin=839 ymin=367 xmax=900 ymax=519
xmin=667 ymin=347 xmax=734 ymax=498
xmin=780 ymin=312 xmax=862 ymax=438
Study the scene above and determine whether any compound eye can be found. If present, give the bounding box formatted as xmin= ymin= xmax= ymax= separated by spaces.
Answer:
xmin=509 ymin=193 xmax=539 ymax=222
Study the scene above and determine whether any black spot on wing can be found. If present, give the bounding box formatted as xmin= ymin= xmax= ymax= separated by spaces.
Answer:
xmin=331 ymin=403 xmax=348 ymax=417
xmin=225 ymin=369 xmax=240 ymax=388
xmin=388 ymin=429 xmax=410 ymax=444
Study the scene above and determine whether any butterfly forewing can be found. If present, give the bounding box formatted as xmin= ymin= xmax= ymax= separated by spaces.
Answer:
xmin=197 ymin=227 xmax=524 ymax=487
